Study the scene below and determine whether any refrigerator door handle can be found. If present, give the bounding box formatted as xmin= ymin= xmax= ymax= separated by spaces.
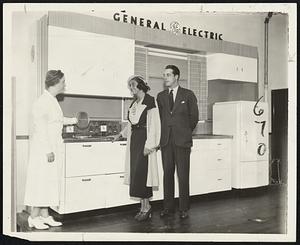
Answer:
xmin=244 ymin=130 xmax=248 ymax=143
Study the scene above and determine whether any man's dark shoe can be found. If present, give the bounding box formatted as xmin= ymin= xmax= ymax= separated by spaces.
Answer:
xmin=179 ymin=211 xmax=189 ymax=219
xmin=160 ymin=209 xmax=174 ymax=218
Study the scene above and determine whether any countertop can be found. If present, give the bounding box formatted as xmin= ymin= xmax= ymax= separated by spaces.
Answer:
xmin=192 ymin=134 xmax=233 ymax=139
xmin=63 ymin=134 xmax=232 ymax=143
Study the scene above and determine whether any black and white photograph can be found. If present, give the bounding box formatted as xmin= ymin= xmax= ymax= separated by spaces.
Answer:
xmin=3 ymin=3 xmax=297 ymax=242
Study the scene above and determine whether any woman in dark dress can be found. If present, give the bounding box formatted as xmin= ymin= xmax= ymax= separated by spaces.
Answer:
xmin=114 ymin=75 xmax=161 ymax=221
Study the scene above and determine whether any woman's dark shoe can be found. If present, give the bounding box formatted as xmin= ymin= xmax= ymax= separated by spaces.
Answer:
xmin=134 ymin=210 xmax=142 ymax=220
xmin=136 ymin=208 xmax=152 ymax=221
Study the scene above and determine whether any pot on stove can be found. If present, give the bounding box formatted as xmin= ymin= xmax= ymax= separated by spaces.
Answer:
xmin=76 ymin=111 xmax=90 ymax=130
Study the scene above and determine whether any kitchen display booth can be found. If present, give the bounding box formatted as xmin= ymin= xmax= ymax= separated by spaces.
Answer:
xmin=19 ymin=11 xmax=265 ymax=216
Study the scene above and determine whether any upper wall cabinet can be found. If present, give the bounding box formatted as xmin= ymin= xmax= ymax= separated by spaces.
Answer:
xmin=207 ymin=53 xmax=257 ymax=83
xmin=48 ymin=26 xmax=134 ymax=97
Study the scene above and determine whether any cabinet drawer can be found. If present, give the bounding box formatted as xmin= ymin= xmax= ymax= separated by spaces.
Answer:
xmin=208 ymin=169 xmax=232 ymax=192
xmin=191 ymin=148 xmax=231 ymax=170
xmin=192 ymin=139 xmax=231 ymax=150
xmin=210 ymin=149 xmax=231 ymax=170
xmin=65 ymin=143 xmax=105 ymax=177
xmin=64 ymin=175 xmax=106 ymax=213
xmin=65 ymin=142 xmax=126 ymax=177
xmin=190 ymin=168 xmax=231 ymax=195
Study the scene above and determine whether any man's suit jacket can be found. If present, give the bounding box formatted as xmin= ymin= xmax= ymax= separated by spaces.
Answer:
xmin=157 ymin=86 xmax=199 ymax=148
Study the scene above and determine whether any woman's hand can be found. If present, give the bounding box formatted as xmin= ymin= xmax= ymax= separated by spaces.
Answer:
xmin=47 ymin=152 xmax=55 ymax=163
xmin=143 ymin=147 xmax=153 ymax=156
xmin=112 ymin=133 xmax=122 ymax=142
xmin=72 ymin=117 xmax=78 ymax=124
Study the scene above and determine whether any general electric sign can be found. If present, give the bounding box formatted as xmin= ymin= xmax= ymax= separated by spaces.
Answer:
xmin=113 ymin=11 xmax=223 ymax=41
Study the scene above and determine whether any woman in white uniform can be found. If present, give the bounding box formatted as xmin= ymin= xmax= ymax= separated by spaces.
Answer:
xmin=24 ymin=70 xmax=78 ymax=229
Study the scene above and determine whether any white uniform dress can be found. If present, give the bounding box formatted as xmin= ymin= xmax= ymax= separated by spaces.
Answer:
xmin=24 ymin=90 xmax=76 ymax=207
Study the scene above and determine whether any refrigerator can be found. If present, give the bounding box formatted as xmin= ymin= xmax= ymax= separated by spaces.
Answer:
xmin=213 ymin=101 xmax=269 ymax=189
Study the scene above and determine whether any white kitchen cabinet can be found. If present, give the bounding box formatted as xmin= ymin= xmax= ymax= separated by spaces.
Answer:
xmin=55 ymin=138 xmax=232 ymax=214
xmin=48 ymin=26 xmax=134 ymax=97
xmin=190 ymin=138 xmax=232 ymax=196
xmin=207 ymin=53 xmax=257 ymax=83
xmin=64 ymin=175 xmax=106 ymax=214
xmin=55 ymin=141 xmax=129 ymax=214
xmin=65 ymin=141 xmax=126 ymax=177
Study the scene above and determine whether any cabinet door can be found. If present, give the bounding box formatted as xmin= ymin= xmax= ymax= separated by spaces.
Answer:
xmin=236 ymin=55 xmax=258 ymax=83
xmin=105 ymin=173 xmax=138 ymax=208
xmin=207 ymin=53 xmax=257 ymax=83
xmin=48 ymin=26 xmax=134 ymax=97
xmin=64 ymin=175 xmax=106 ymax=213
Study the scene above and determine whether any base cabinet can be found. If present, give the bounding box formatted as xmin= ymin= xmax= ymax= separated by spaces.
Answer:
xmin=54 ymin=138 xmax=232 ymax=214
xmin=190 ymin=139 xmax=232 ymax=195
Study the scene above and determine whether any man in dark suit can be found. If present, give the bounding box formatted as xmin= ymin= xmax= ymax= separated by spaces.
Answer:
xmin=157 ymin=65 xmax=199 ymax=219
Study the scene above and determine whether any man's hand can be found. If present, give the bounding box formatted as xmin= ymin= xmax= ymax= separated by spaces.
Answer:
xmin=47 ymin=152 xmax=55 ymax=163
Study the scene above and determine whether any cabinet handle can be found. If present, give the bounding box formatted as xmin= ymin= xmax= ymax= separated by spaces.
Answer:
xmin=217 ymin=178 xmax=223 ymax=181
xmin=244 ymin=131 xmax=248 ymax=143
xmin=119 ymin=175 xmax=124 ymax=178
xmin=82 ymin=144 xmax=92 ymax=147
xmin=217 ymin=158 xmax=222 ymax=161
xmin=82 ymin=178 xmax=91 ymax=182
xmin=217 ymin=143 xmax=222 ymax=146
xmin=120 ymin=143 xmax=127 ymax=146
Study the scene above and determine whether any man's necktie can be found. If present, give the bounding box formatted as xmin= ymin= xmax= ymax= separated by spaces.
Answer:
xmin=169 ymin=89 xmax=174 ymax=111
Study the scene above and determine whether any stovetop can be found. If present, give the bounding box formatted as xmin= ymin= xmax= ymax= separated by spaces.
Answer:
xmin=62 ymin=119 xmax=123 ymax=141
xmin=63 ymin=135 xmax=126 ymax=143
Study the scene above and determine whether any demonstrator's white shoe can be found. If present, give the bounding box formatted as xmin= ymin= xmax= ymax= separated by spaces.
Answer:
xmin=39 ymin=216 xmax=62 ymax=227
xmin=28 ymin=216 xmax=49 ymax=230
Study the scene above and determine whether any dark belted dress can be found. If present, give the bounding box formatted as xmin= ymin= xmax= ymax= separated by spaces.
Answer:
xmin=128 ymin=94 xmax=156 ymax=198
